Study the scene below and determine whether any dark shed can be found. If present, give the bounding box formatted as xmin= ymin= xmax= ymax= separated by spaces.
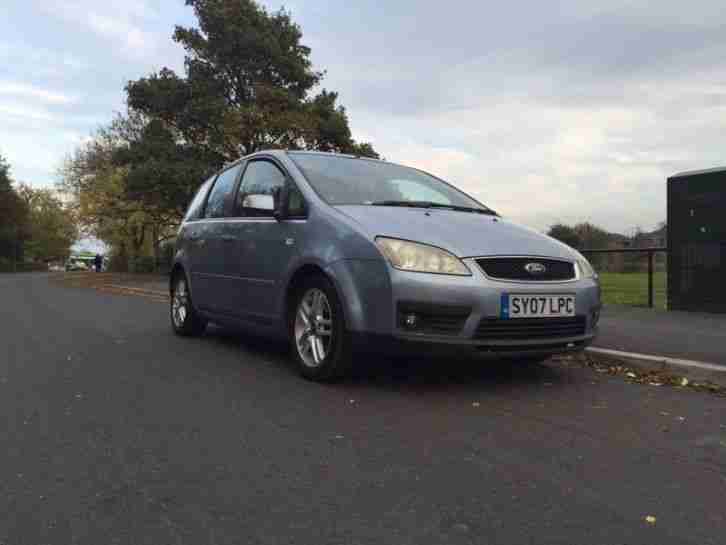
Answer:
xmin=667 ymin=167 xmax=726 ymax=313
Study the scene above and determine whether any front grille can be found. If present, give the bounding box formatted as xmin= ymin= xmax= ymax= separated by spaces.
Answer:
xmin=476 ymin=258 xmax=576 ymax=281
xmin=397 ymin=302 xmax=470 ymax=335
xmin=474 ymin=316 xmax=586 ymax=340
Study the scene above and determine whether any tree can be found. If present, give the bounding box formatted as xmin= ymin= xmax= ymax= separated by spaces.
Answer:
xmin=0 ymin=152 xmax=30 ymax=263
xmin=60 ymin=121 xmax=177 ymax=269
xmin=16 ymin=185 xmax=78 ymax=261
xmin=547 ymin=223 xmax=581 ymax=249
xmin=123 ymin=0 xmax=377 ymax=220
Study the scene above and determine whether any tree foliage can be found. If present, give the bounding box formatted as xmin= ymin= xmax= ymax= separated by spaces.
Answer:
xmin=547 ymin=223 xmax=581 ymax=249
xmin=17 ymin=185 xmax=78 ymax=261
xmin=547 ymin=222 xmax=616 ymax=250
xmin=60 ymin=119 xmax=174 ymax=266
xmin=0 ymin=152 xmax=30 ymax=261
xmin=1 ymin=151 xmax=76 ymax=264
xmin=125 ymin=0 xmax=377 ymax=162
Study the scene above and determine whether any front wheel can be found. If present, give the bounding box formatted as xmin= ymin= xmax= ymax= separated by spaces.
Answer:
xmin=290 ymin=275 xmax=352 ymax=382
xmin=170 ymin=273 xmax=207 ymax=337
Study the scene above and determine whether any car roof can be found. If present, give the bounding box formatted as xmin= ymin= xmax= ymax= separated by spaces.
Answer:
xmin=669 ymin=166 xmax=726 ymax=179
xmin=220 ymin=149 xmax=381 ymax=169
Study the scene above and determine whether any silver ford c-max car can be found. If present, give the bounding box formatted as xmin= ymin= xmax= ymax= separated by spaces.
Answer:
xmin=170 ymin=150 xmax=601 ymax=381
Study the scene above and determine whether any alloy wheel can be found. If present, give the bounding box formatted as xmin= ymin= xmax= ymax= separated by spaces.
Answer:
xmin=294 ymin=288 xmax=334 ymax=367
xmin=172 ymin=278 xmax=189 ymax=328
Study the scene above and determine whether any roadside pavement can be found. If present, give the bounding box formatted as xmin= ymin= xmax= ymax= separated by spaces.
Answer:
xmin=594 ymin=305 xmax=726 ymax=366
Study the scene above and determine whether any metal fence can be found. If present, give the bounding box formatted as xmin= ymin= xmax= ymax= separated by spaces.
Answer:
xmin=580 ymin=247 xmax=668 ymax=309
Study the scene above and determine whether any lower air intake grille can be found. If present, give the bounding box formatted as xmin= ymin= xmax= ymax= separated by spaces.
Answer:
xmin=474 ymin=316 xmax=586 ymax=340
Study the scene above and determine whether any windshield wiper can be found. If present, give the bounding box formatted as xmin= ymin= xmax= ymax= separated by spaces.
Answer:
xmin=370 ymin=200 xmax=497 ymax=216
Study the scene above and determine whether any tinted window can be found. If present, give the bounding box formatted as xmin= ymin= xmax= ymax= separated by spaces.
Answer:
xmin=238 ymin=161 xmax=286 ymax=217
xmin=205 ymin=165 xmax=241 ymax=218
xmin=184 ymin=176 xmax=215 ymax=221
xmin=289 ymin=153 xmax=491 ymax=212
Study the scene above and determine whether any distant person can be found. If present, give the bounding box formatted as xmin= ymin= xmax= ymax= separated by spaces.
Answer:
xmin=94 ymin=254 xmax=103 ymax=273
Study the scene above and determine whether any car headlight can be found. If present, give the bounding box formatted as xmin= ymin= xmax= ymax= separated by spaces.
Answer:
xmin=375 ymin=237 xmax=471 ymax=276
xmin=576 ymin=255 xmax=597 ymax=279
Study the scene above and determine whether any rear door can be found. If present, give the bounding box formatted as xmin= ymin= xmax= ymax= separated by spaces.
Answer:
xmin=192 ymin=163 xmax=243 ymax=312
xmin=227 ymin=158 xmax=307 ymax=321
xmin=182 ymin=175 xmax=215 ymax=299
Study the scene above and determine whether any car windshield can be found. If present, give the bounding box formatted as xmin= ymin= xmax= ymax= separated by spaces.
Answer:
xmin=289 ymin=153 xmax=494 ymax=213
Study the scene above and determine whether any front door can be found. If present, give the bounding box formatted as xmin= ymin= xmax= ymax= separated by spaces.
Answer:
xmin=227 ymin=158 xmax=307 ymax=322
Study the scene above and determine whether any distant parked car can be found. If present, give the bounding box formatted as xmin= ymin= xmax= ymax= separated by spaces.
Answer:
xmin=170 ymin=151 xmax=601 ymax=381
xmin=65 ymin=258 xmax=91 ymax=272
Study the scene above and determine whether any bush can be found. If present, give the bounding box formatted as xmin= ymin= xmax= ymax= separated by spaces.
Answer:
xmin=0 ymin=258 xmax=48 ymax=273
xmin=128 ymin=255 xmax=156 ymax=273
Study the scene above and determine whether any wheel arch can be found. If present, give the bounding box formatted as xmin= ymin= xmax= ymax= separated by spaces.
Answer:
xmin=284 ymin=264 xmax=349 ymax=330
xmin=169 ymin=262 xmax=187 ymax=295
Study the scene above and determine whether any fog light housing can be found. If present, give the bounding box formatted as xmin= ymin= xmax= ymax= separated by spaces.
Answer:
xmin=403 ymin=313 xmax=418 ymax=329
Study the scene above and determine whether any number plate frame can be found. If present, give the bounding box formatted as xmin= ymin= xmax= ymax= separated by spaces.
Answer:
xmin=500 ymin=294 xmax=576 ymax=319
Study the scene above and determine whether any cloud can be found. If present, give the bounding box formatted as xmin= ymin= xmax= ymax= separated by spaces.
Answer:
xmin=39 ymin=0 xmax=158 ymax=58
xmin=0 ymin=82 xmax=76 ymax=105
xmin=85 ymin=12 xmax=152 ymax=53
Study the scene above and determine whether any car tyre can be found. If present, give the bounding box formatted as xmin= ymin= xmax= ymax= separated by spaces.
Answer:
xmin=289 ymin=274 xmax=352 ymax=382
xmin=170 ymin=272 xmax=207 ymax=337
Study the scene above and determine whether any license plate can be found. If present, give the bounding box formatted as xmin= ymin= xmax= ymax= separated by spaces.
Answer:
xmin=501 ymin=294 xmax=575 ymax=319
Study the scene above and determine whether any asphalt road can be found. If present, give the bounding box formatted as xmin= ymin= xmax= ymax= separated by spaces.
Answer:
xmin=1 ymin=273 xmax=725 ymax=545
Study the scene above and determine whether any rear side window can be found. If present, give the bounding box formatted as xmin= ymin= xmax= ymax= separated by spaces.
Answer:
xmin=205 ymin=164 xmax=241 ymax=218
xmin=184 ymin=176 xmax=215 ymax=221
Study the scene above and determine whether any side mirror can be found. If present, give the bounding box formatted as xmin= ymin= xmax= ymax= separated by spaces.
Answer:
xmin=272 ymin=183 xmax=290 ymax=221
xmin=241 ymin=194 xmax=275 ymax=212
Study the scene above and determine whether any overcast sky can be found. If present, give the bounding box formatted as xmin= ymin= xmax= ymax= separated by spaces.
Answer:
xmin=2 ymin=0 xmax=726 ymax=234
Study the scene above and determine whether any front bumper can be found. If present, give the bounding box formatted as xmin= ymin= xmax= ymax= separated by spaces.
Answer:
xmin=327 ymin=257 xmax=600 ymax=358
xmin=358 ymin=256 xmax=600 ymax=357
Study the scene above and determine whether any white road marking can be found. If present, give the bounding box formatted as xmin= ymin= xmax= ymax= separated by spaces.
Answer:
xmin=587 ymin=347 xmax=726 ymax=373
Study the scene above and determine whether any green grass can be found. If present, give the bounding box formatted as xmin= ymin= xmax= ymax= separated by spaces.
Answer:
xmin=598 ymin=272 xmax=667 ymax=309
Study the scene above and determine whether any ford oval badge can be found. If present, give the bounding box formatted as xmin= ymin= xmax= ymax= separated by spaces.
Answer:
xmin=525 ymin=262 xmax=547 ymax=275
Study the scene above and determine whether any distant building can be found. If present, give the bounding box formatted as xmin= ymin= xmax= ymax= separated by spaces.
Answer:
xmin=633 ymin=225 xmax=667 ymax=249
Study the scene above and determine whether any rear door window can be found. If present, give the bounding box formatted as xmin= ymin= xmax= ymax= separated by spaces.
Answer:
xmin=184 ymin=176 xmax=215 ymax=221
xmin=204 ymin=164 xmax=241 ymax=218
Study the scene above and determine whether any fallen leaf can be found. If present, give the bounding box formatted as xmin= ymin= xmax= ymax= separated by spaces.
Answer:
xmin=680 ymin=377 xmax=689 ymax=387
xmin=626 ymin=372 xmax=637 ymax=379
xmin=645 ymin=515 xmax=656 ymax=525
xmin=660 ymin=412 xmax=670 ymax=416
xmin=677 ymin=416 xmax=686 ymax=422
xmin=472 ymin=402 xmax=480 ymax=408
xmin=649 ymin=382 xmax=663 ymax=387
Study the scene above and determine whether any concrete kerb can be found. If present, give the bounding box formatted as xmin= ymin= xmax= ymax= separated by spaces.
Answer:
xmin=586 ymin=347 xmax=726 ymax=388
